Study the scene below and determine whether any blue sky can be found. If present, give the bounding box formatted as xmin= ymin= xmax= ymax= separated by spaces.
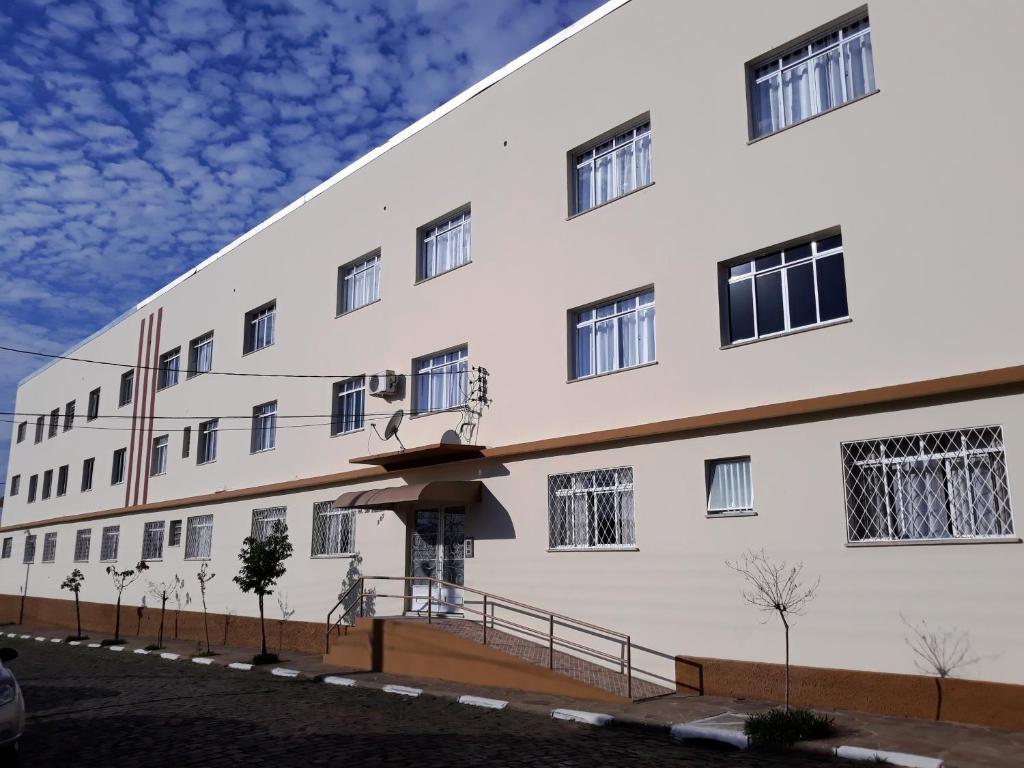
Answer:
xmin=0 ymin=0 xmax=606 ymax=488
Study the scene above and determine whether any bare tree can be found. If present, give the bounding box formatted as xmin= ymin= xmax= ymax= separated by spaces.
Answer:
xmin=147 ymin=575 xmax=185 ymax=649
xmin=726 ymin=549 xmax=820 ymax=711
xmin=901 ymin=612 xmax=979 ymax=721
xmin=196 ymin=563 xmax=216 ymax=655
xmin=105 ymin=561 xmax=149 ymax=643
xmin=276 ymin=591 xmax=296 ymax=652
xmin=172 ymin=580 xmax=191 ymax=640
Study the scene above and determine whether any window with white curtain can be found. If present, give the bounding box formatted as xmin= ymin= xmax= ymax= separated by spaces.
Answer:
xmin=141 ymin=521 xmax=165 ymax=560
xmin=548 ymin=467 xmax=636 ymax=550
xmin=188 ymin=332 xmax=214 ymax=377
xmin=749 ymin=14 xmax=875 ymax=139
xmin=150 ymin=435 xmax=168 ymax=476
xmin=339 ymin=252 xmax=381 ymax=314
xmin=706 ymin=458 xmax=754 ymax=515
xmin=331 ymin=378 xmax=365 ymax=435
xmin=414 ymin=347 xmax=468 ymax=414
xmin=251 ymin=401 xmax=277 ymax=452
xmin=42 ymin=532 xmax=57 ymax=563
xmin=572 ymin=290 xmax=655 ymax=379
xmin=158 ymin=348 xmax=180 ymax=389
xmin=419 ymin=210 xmax=471 ymax=281
xmin=197 ymin=419 xmax=218 ymax=464
xmin=100 ymin=525 xmax=120 ymax=561
xmin=74 ymin=529 xmax=91 ymax=562
xmin=118 ymin=370 xmax=134 ymax=406
xmin=244 ymin=302 xmax=275 ymax=354
xmin=311 ymin=501 xmax=356 ymax=556
xmin=842 ymin=426 xmax=1015 ymax=544
xmin=574 ymin=121 xmax=652 ymax=214
xmin=251 ymin=507 xmax=287 ymax=542
xmin=185 ymin=514 xmax=214 ymax=560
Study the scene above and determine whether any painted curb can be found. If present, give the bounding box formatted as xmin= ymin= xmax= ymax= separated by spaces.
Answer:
xmin=383 ymin=684 xmax=422 ymax=697
xmin=87 ymin=643 xmax=101 ymax=648
xmin=835 ymin=746 xmax=943 ymax=768
xmin=49 ymin=638 xmax=62 ymax=643
xmin=192 ymin=657 xmax=215 ymax=665
xmin=133 ymin=649 xmax=150 ymax=655
xmin=109 ymin=646 xmax=125 ymax=652
xmin=228 ymin=662 xmax=253 ymax=671
xmin=68 ymin=641 xmax=81 ymax=646
xmin=323 ymin=676 xmax=357 ymax=687
xmin=18 ymin=635 xmax=30 ymax=640
xmin=670 ymin=723 xmax=750 ymax=749
xmin=551 ymin=709 xmax=613 ymax=726
xmin=159 ymin=653 xmax=180 ymax=661
xmin=5 ymin=634 xmax=15 ymax=638
xmin=34 ymin=637 xmax=45 ymax=642
xmin=271 ymin=667 xmax=301 ymax=678
xmin=458 ymin=695 xmax=509 ymax=710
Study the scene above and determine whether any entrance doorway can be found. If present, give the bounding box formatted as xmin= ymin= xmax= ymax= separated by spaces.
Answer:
xmin=410 ymin=507 xmax=465 ymax=614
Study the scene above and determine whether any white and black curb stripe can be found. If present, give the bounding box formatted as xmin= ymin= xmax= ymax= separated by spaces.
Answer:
xmin=551 ymin=709 xmax=613 ymax=726
xmin=192 ymin=656 xmax=215 ymax=665
xmin=133 ymin=649 xmax=149 ymax=655
xmin=228 ymin=662 xmax=253 ymax=671
xmin=271 ymin=667 xmax=301 ymax=678
xmin=834 ymin=746 xmax=943 ymax=768
xmin=109 ymin=645 xmax=125 ymax=652
xmin=322 ymin=676 xmax=357 ymax=687
xmin=68 ymin=641 xmax=81 ymax=646
xmin=458 ymin=695 xmax=508 ymax=710
xmin=18 ymin=635 xmax=30 ymax=640
xmin=383 ymin=684 xmax=422 ymax=697
xmin=87 ymin=643 xmax=101 ymax=648
xmin=159 ymin=652 xmax=180 ymax=661
xmin=670 ymin=723 xmax=750 ymax=749
xmin=34 ymin=636 xmax=45 ymax=642
xmin=49 ymin=638 xmax=62 ymax=644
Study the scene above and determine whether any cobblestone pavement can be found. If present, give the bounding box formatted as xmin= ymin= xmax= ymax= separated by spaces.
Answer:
xmin=3 ymin=638 xmax=842 ymax=768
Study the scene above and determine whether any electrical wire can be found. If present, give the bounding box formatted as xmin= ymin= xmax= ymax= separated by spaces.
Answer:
xmin=0 ymin=416 xmax=393 ymax=434
xmin=3 ymin=410 xmax=430 ymax=421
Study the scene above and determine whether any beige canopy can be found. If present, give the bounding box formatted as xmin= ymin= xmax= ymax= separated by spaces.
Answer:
xmin=333 ymin=480 xmax=482 ymax=510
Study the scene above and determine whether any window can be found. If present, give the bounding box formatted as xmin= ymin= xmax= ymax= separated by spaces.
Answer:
xmin=331 ymin=378 xmax=365 ymax=435
xmin=168 ymin=519 xmax=182 ymax=547
xmin=197 ymin=419 xmax=218 ymax=464
xmin=842 ymin=426 xmax=1015 ymax=544
xmin=749 ymin=14 xmax=874 ymax=139
xmin=311 ymin=502 xmax=355 ymax=556
xmin=16 ymin=421 xmax=26 ymax=443
xmin=42 ymin=469 xmax=53 ymax=500
xmin=141 ymin=521 xmax=165 ymax=560
xmin=73 ymin=529 xmax=91 ymax=563
xmin=119 ymin=370 xmax=134 ymax=407
xmin=414 ymin=347 xmax=468 ymax=414
xmin=573 ymin=120 xmax=652 ymax=214
xmin=548 ymin=467 xmax=636 ymax=550
xmin=188 ymin=332 xmax=214 ymax=378
xmin=100 ymin=525 xmax=120 ymax=561
xmin=150 ymin=435 xmax=169 ymax=476
xmin=244 ymin=302 xmax=275 ymax=354
xmin=87 ymin=388 xmax=100 ymax=421
xmin=723 ymin=233 xmax=848 ymax=344
xmin=182 ymin=426 xmax=191 ymax=458
xmin=419 ymin=209 xmax=471 ymax=281
xmin=34 ymin=415 xmax=44 ymax=443
xmin=56 ymin=465 xmax=68 ymax=497
xmin=572 ymin=290 xmax=655 ymax=379
xmin=42 ymin=532 xmax=57 ymax=563
xmin=339 ymin=252 xmax=381 ymax=314
xmin=158 ymin=348 xmax=180 ymax=389
xmin=184 ymin=514 xmax=214 ymax=560
xmin=10 ymin=475 xmax=19 ymax=497
xmin=251 ymin=507 xmax=286 ymax=542
xmin=63 ymin=400 xmax=75 ymax=431
xmin=251 ymin=401 xmax=277 ymax=453
xmin=111 ymin=447 xmax=127 ymax=485
xmin=1 ymin=538 xmax=11 ymax=559
xmin=706 ymin=458 xmax=754 ymax=516
xmin=27 ymin=474 xmax=38 ymax=503
xmin=23 ymin=534 xmax=36 ymax=564
xmin=48 ymin=408 xmax=59 ymax=438
xmin=81 ymin=458 xmax=94 ymax=492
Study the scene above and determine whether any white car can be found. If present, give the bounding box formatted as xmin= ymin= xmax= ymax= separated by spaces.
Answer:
xmin=0 ymin=648 xmax=24 ymax=755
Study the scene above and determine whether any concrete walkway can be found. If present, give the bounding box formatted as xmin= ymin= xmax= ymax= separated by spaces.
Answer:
xmin=4 ymin=622 xmax=1021 ymax=768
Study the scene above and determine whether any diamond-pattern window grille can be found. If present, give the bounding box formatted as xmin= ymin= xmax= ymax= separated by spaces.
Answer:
xmin=252 ymin=507 xmax=286 ymax=542
xmin=141 ymin=521 xmax=165 ymax=560
xmin=42 ymin=532 xmax=57 ymax=563
xmin=73 ymin=529 xmax=91 ymax=563
xmin=100 ymin=526 xmax=120 ymax=561
xmin=311 ymin=502 xmax=355 ymax=557
xmin=23 ymin=534 xmax=36 ymax=564
xmin=184 ymin=515 xmax=214 ymax=560
xmin=548 ymin=467 xmax=636 ymax=550
xmin=842 ymin=426 xmax=1015 ymax=543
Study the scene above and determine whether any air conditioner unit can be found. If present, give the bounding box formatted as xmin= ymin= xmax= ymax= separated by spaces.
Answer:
xmin=368 ymin=370 xmax=398 ymax=397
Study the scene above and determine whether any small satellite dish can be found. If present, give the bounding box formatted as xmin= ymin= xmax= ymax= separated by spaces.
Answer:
xmin=373 ymin=409 xmax=406 ymax=452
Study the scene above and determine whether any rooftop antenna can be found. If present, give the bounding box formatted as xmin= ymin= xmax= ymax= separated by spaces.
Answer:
xmin=373 ymin=409 xmax=406 ymax=452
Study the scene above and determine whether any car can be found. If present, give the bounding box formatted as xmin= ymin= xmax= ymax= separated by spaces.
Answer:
xmin=0 ymin=648 xmax=24 ymax=756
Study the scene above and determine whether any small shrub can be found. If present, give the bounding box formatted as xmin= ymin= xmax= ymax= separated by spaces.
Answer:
xmin=744 ymin=708 xmax=834 ymax=747
xmin=252 ymin=652 xmax=279 ymax=665
xmin=100 ymin=638 xmax=126 ymax=647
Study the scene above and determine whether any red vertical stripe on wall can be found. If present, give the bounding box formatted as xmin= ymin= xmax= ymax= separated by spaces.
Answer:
xmin=133 ymin=315 xmax=154 ymax=506
xmin=141 ymin=308 xmax=163 ymax=504
xmin=124 ymin=319 xmax=147 ymax=508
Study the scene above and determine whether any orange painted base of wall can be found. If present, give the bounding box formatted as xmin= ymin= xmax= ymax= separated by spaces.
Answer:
xmin=676 ymin=655 xmax=1024 ymax=731
xmin=0 ymin=594 xmax=324 ymax=655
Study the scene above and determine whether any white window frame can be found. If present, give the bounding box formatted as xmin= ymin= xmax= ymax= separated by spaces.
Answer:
xmin=48 ymin=408 xmax=59 ymax=438
xmin=188 ymin=332 xmax=214 ymax=378
xmin=23 ymin=534 xmax=36 ymax=564
xmin=9 ymin=475 xmax=19 ymax=496
xmin=87 ymin=388 xmax=100 ymax=421
xmin=339 ymin=252 xmax=381 ymax=314
xmin=1 ymin=538 xmax=11 ymax=559
xmin=100 ymin=525 xmax=120 ymax=562
xmin=197 ymin=419 xmax=218 ymax=464
xmin=63 ymin=400 xmax=75 ymax=432
xmin=168 ymin=519 xmax=183 ymax=547
xmin=158 ymin=348 xmax=180 ymax=389
xmin=251 ymin=401 xmax=277 ymax=453
xmin=141 ymin=521 xmax=165 ymax=560
xmin=184 ymin=514 xmax=214 ymax=560
xmin=311 ymin=501 xmax=356 ymax=557
xmin=547 ymin=467 xmax=637 ymax=551
xmin=706 ymin=457 xmax=755 ymax=516
xmin=111 ymin=447 xmax=126 ymax=485
xmin=16 ymin=421 xmax=25 ymax=443
xmin=573 ymin=121 xmax=653 ymax=214
xmin=42 ymin=469 xmax=53 ymax=500
xmin=150 ymin=434 xmax=169 ymax=476
xmin=73 ymin=529 xmax=91 ymax=563
xmin=42 ymin=532 xmax=57 ymax=563
xmin=118 ymin=370 xmax=134 ymax=407
xmin=245 ymin=303 xmax=275 ymax=354
xmin=27 ymin=474 xmax=37 ymax=503
xmin=414 ymin=346 xmax=468 ymax=415
xmin=81 ymin=457 xmax=94 ymax=492
xmin=332 ymin=378 xmax=365 ymax=435
xmin=56 ymin=465 xmax=68 ymax=497
xmin=251 ymin=507 xmax=287 ymax=542
xmin=572 ymin=290 xmax=656 ymax=380
xmin=419 ymin=209 xmax=471 ymax=281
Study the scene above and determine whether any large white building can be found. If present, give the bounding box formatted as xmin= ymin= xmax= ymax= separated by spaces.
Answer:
xmin=2 ymin=0 xmax=1023 ymax=726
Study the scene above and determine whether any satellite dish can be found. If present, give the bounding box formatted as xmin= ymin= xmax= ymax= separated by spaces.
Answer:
xmin=373 ymin=409 xmax=406 ymax=452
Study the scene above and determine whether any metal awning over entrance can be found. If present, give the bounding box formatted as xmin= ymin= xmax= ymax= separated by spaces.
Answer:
xmin=333 ymin=480 xmax=483 ymax=510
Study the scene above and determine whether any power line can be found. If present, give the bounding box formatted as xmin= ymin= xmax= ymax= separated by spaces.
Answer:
xmin=0 ymin=417 xmax=387 ymax=434
xmin=2 ymin=410 xmax=428 ymax=421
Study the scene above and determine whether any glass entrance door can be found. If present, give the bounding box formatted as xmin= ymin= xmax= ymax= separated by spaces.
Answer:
xmin=410 ymin=507 xmax=465 ymax=614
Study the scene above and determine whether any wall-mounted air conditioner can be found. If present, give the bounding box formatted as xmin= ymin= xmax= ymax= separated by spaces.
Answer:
xmin=368 ymin=370 xmax=399 ymax=397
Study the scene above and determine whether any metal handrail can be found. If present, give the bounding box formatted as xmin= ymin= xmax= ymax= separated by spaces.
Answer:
xmin=324 ymin=576 xmax=364 ymax=653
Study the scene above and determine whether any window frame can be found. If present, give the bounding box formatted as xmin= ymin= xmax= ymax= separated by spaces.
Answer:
xmin=251 ymin=401 xmax=277 ymax=453
xmin=705 ymin=457 xmax=756 ymax=517
xmin=157 ymin=347 xmax=181 ymax=390
xmin=311 ymin=501 xmax=356 ymax=557
xmin=141 ymin=520 xmax=165 ymax=561
xmin=73 ymin=529 xmax=91 ymax=563
xmin=168 ymin=519 xmax=183 ymax=547
xmin=42 ymin=469 xmax=53 ymax=500
xmin=184 ymin=514 xmax=214 ymax=561
xmin=81 ymin=457 xmax=94 ymax=492
xmin=56 ymin=464 xmax=69 ymax=497
xmin=197 ymin=419 xmax=218 ymax=465
xmin=1 ymin=538 xmax=11 ymax=559
xmin=188 ymin=332 xmax=215 ymax=378
xmin=87 ymin=388 xmax=100 ymax=421
xmin=23 ymin=534 xmax=36 ymax=564
xmin=413 ymin=346 xmax=469 ymax=416
xmin=63 ymin=400 xmax=75 ymax=432
xmin=9 ymin=475 xmax=20 ymax=497
xmin=16 ymin=421 xmax=26 ymax=443
xmin=100 ymin=525 xmax=120 ymax=562
xmin=570 ymin=288 xmax=656 ymax=381
xmin=251 ymin=507 xmax=287 ymax=542
xmin=118 ymin=370 xmax=134 ymax=407
xmin=150 ymin=434 xmax=169 ymax=476
xmin=417 ymin=207 xmax=472 ymax=283
xmin=34 ymin=415 xmax=44 ymax=443
xmin=243 ymin=301 xmax=276 ymax=355
xmin=570 ymin=117 xmax=653 ymax=216
xmin=48 ymin=408 xmax=59 ymax=438
xmin=111 ymin=447 xmax=127 ymax=485
xmin=338 ymin=251 xmax=382 ymax=315
xmin=41 ymin=532 xmax=57 ymax=563
xmin=547 ymin=466 xmax=637 ymax=551
xmin=331 ymin=378 xmax=365 ymax=436
xmin=27 ymin=474 xmax=38 ymax=503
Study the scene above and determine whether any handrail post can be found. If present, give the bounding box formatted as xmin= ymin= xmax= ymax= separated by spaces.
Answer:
xmin=626 ymin=636 xmax=633 ymax=700
xmin=549 ymin=614 xmax=554 ymax=669
xmin=482 ymin=594 xmax=488 ymax=645
xmin=427 ymin=579 xmax=433 ymax=624
xmin=358 ymin=577 xmax=365 ymax=619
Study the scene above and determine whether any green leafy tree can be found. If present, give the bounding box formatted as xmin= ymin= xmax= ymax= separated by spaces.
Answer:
xmin=60 ymin=569 xmax=86 ymax=640
xmin=105 ymin=561 xmax=149 ymax=641
xmin=233 ymin=520 xmax=292 ymax=660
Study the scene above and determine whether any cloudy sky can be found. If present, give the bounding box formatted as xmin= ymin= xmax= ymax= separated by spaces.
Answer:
xmin=0 ymin=0 xmax=606 ymax=487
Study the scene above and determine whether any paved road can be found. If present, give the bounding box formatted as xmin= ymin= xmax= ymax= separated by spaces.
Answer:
xmin=4 ymin=638 xmax=839 ymax=767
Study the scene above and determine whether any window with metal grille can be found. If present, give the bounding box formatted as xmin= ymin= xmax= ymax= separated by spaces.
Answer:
xmin=573 ymin=120 xmax=652 ymax=215
xmin=150 ymin=435 xmax=168 ymax=476
xmin=311 ymin=501 xmax=355 ymax=557
xmin=63 ymin=400 xmax=75 ymax=431
xmin=48 ymin=408 xmax=59 ymax=438
xmin=548 ymin=467 xmax=636 ymax=550
xmin=42 ymin=469 xmax=53 ymax=499
xmin=414 ymin=347 xmax=468 ymax=415
xmin=81 ymin=458 xmax=94 ymax=492
xmin=87 ymin=388 xmax=100 ymax=420
xmin=251 ymin=507 xmax=286 ymax=542
xmin=23 ymin=534 xmax=36 ymax=564
xmin=42 ymin=532 xmax=57 ymax=563
xmin=419 ymin=209 xmax=470 ymax=281
xmin=1 ymin=538 xmax=11 ymax=559
xmin=10 ymin=475 xmax=19 ymax=496
xmin=339 ymin=252 xmax=381 ymax=314
xmin=723 ymin=233 xmax=847 ymax=344
xmin=572 ymin=290 xmax=655 ymax=379
xmin=706 ymin=458 xmax=754 ymax=515
xmin=197 ymin=419 xmax=218 ymax=464
xmin=158 ymin=348 xmax=180 ymax=389
xmin=842 ymin=426 xmax=1016 ymax=544
xmin=118 ymin=370 xmax=134 ymax=407
xmin=100 ymin=526 xmax=119 ymax=561
xmin=188 ymin=332 xmax=214 ymax=378
xmin=34 ymin=415 xmax=43 ymax=443
xmin=27 ymin=474 xmax=37 ymax=503
xmin=251 ymin=401 xmax=277 ymax=452
xmin=244 ymin=302 xmax=275 ymax=354
xmin=184 ymin=515 xmax=214 ymax=560
xmin=141 ymin=521 xmax=165 ymax=560
xmin=16 ymin=421 xmax=26 ymax=443
xmin=182 ymin=426 xmax=191 ymax=458
xmin=331 ymin=378 xmax=364 ymax=435
xmin=74 ymin=529 xmax=91 ymax=563
xmin=111 ymin=447 xmax=126 ymax=484
xmin=56 ymin=465 xmax=68 ymax=497
xmin=168 ymin=519 xmax=182 ymax=547
xmin=749 ymin=14 xmax=874 ymax=139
